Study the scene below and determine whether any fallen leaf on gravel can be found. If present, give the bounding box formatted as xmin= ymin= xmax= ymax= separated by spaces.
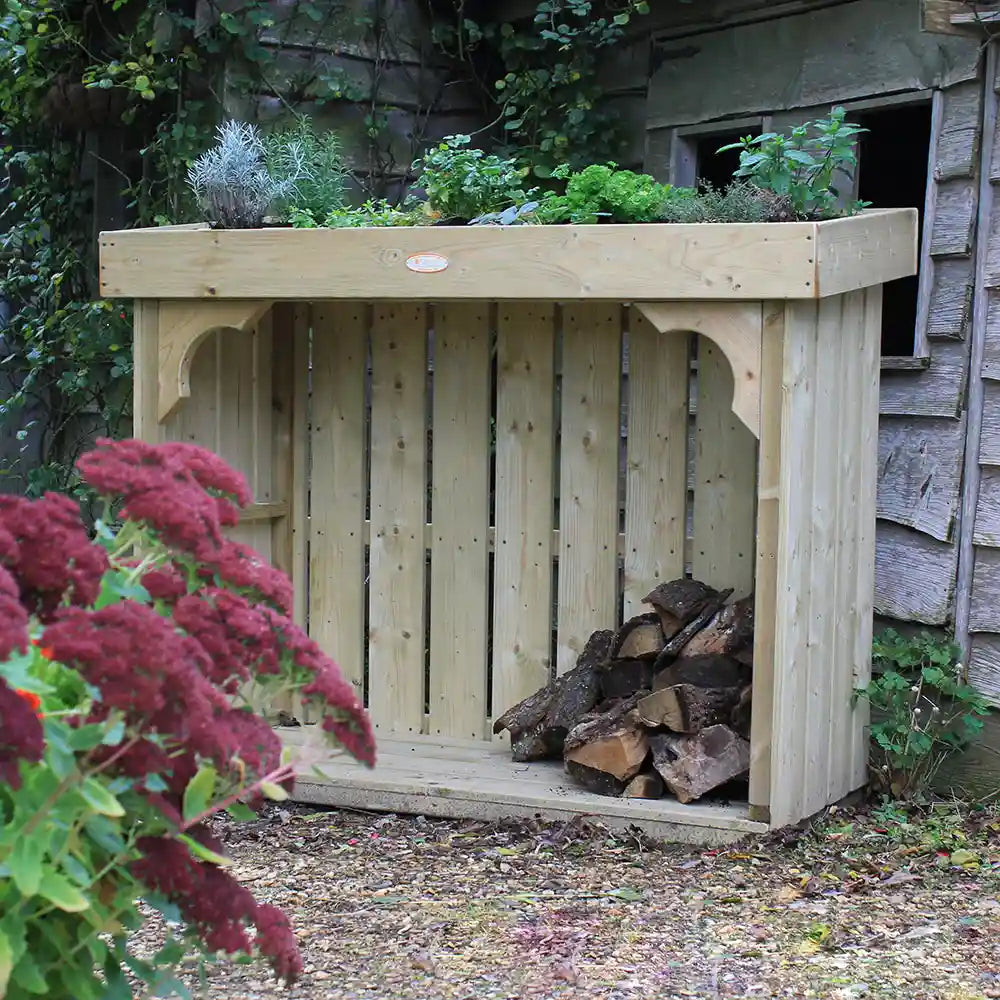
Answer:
xmin=950 ymin=848 xmax=980 ymax=867
xmin=410 ymin=951 xmax=436 ymax=974
xmin=776 ymin=885 xmax=801 ymax=903
xmin=883 ymin=870 xmax=921 ymax=885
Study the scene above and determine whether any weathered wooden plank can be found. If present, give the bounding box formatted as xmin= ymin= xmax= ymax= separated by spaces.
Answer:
xmin=368 ymin=304 xmax=428 ymax=735
xmin=492 ymin=304 xmax=556 ymax=717
xmin=691 ymin=337 xmax=757 ymax=597
xmin=930 ymin=177 xmax=976 ymax=256
xmin=644 ymin=0 xmax=981 ymax=130
xmin=879 ymin=338 xmax=969 ymax=417
xmin=970 ymin=546 xmax=1000 ymax=631
xmin=557 ymin=305 xmax=622 ymax=674
xmin=936 ymin=79 xmax=983 ymax=180
xmin=968 ymin=634 xmax=1000 ymax=705
xmin=622 ymin=309 xmax=689 ymax=618
xmin=874 ymin=522 xmax=957 ymax=624
xmin=981 ymin=290 xmax=1000 ymax=379
xmin=977 ymin=381 xmax=1000 ymax=464
xmin=428 ymin=303 xmax=491 ymax=739
xmin=926 ymin=256 xmax=974 ymax=340
xmin=973 ymin=467 xmax=1000 ymax=546
xmin=309 ymin=303 xmax=367 ymax=702
xmin=876 ymin=416 xmax=965 ymax=542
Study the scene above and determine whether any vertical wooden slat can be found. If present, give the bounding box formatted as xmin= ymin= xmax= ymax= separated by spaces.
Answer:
xmin=692 ymin=337 xmax=757 ymax=596
xmin=368 ymin=303 xmax=428 ymax=734
xmin=269 ymin=304 xmax=296 ymax=586
xmin=850 ymin=286 xmax=883 ymax=789
xmin=493 ymin=304 xmax=556 ymax=718
xmin=767 ymin=300 xmax=819 ymax=829
xmin=165 ymin=332 xmax=219 ymax=454
xmin=133 ymin=300 xmax=160 ymax=443
xmin=290 ymin=305 xmax=310 ymax=629
xmin=623 ymin=308 xmax=689 ymax=619
xmin=827 ymin=290 xmax=866 ymax=803
xmin=249 ymin=310 xmax=274 ymax=562
xmin=748 ymin=303 xmax=784 ymax=823
xmin=802 ymin=294 xmax=845 ymax=818
xmin=557 ymin=305 xmax=622 ymax=674
xmin=429 ymin=303 xmax=492 ymax=737
xmin=310 ymin=303 xmax=367 ymax=701
xmin=216 ymin=327 xmax=256 ymax=487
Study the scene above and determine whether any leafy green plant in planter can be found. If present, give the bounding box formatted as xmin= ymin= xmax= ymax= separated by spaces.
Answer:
xmin=537 ymin=163 xmax=675 ymax=224
xmin=658 ymin=180 xmax=796 ymax=224
xmin=854 ymin=629 xmax=991 ymax=798
xmin=718 ymin=106 xmax=869 ymax=219
xmin=414 ymin=134 xmax=536 ymax=222
xmin=323 ymin=198 xmax=426 ymax=229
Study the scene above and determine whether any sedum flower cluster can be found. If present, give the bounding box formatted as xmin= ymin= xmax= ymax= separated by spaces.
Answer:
xmin=0 ymin=438 xmax=374 ymax=998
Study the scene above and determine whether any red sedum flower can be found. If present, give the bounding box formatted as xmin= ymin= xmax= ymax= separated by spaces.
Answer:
xmin=0 ymin=677 xmax=44 ymax=789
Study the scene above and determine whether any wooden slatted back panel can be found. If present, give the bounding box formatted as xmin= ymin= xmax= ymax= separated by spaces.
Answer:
xmin=277 ymin=301 xmax=759 ymax=740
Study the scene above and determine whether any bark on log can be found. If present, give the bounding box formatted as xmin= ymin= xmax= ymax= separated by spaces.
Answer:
xmin=678 ymin=596 xmax=754 ymax=659
xmin=730 ymin=683 xmax=753 ymax=740
xmin=642 ymin=579 xmax=721 ymax=638
xmin=649 ymin=725 xmax=751 ymax=803
xmin=494 ymin=629 xmax=612 ymax=761
xmin=653 ymin=653 xmax=744 ymax=691
xmin=651 ymin=589 xmax=735 ymax=673
xmin=564 ymin=694 xmax=649 ymax=784
xmin=565 ymin=760 xmax=628 ymax=796
xmin=611 ymin=613 xmax=665 ymax=660
xmin=598 ymin=658 xmax=654 ymax=700
xmin=635 ymin=683 xmax=742 ymax=733
xmin=623 ymin=770 xmax=665 ymax=799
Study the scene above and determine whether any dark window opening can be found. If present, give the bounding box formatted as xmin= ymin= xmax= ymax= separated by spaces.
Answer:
xmin=694 ymin=131 xmax=750 ymax=191
xmin=854 ymin=102 xmax=933 ymax=357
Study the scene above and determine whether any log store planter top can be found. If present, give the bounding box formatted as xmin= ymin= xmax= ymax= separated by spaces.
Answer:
xmin=100 ymin=209 xmax=917 ymax=843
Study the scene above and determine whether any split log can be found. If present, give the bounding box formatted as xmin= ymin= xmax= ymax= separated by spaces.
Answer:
xmin=678 ymin=596 xmax=754 ymax=659
xmin=649 ymin=725 xmax=751 ymax=803
xmin=611 ymin=613 xmax=665 ymax=660
xmin=623 ymin=770 xmax=664 ymax=799
xmin=493 ymin=629 xmax=612 ymax=761
xmin=565 ymin=760 xmax=629 ymax=796
xmin=651 ymin=589 xmax=735 ymax=673
xmin=598 ymin=657 xmax=654 ymax=700
xmin=564 ymin=693 xmax=648 ymax=788
xmin=635 ymin=683 xmax=742 ymax=733
xmin=653 ymin=653 xmax=744 ymax=691
xmin=642 ymin=579 xmax=721 ymax=638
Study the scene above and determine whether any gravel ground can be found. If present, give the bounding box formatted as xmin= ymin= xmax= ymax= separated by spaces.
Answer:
xmin=135 ymin=801 xmax=1000 ymax=999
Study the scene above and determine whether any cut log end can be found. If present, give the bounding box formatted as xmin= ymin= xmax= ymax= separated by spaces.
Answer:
xmin=650 ymin=725 xmax=750 ymax=803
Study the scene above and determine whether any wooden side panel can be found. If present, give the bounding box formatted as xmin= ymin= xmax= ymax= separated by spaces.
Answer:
xmin=969 ymin=547 xmax=1000 ymax=632
xmin=748 ymin=303 xmax=783 ymax=821
xmin=367 ymin=304 xmax=428 ymax=735
xmin=492 ymin=305 xmax=556 ymax=718
xmin=767 ymin=290 xmax=878 ymax=827
xmin=969 ymin=633 xmax=1000 ymax=706
xmin=875 ymin=523 xmax=958 ymax=624
xmin=310 ymin=303 xmax=367 ymax=702
xmin=622 ymin=308 xmax=689 ymax=618
xmin=973 ymin=467 xmax=1000 ymax=546
xmin=428 ymin=304 xmax=492 ymax=738
xmin=691 ymin=337 xmax=757 ymax=597
xmin=556 ymin=306 xmax=622 ymax=674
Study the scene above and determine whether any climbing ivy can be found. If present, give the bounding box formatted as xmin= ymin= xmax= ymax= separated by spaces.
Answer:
xmin=430 ymin=0 xmax=650 ymax=177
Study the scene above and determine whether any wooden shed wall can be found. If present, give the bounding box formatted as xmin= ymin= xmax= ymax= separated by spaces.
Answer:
xmin=205 ymin=0 xmax=486 ymax=197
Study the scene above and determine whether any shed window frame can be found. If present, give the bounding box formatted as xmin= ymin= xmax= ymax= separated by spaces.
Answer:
xmin=668 ymin=91 xmax=936 ymax=363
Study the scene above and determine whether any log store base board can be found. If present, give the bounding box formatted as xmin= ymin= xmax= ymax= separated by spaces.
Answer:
xmin=100 ymin=210 xmax=919 ymax=842
xmin=280 ymin=726 xmax=767 ymax=846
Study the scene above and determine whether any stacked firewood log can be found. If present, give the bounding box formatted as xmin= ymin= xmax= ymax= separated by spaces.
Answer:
xmin=493 ymin=579 xmax=754 ymax=803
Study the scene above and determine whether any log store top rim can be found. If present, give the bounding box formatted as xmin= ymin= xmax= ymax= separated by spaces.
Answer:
xmin=99 ymin=207 xmax=917 ymax=302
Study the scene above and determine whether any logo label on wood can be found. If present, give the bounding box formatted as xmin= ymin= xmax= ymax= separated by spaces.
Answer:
xmin=405 ymin=253 xmax=449 ymax=274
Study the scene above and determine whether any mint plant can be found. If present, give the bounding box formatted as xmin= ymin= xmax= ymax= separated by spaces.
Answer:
xmin=718 ymin=107 xmax=869 ymax=219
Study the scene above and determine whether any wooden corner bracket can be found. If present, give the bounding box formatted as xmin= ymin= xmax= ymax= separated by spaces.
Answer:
xmin=634 ymin=301 xmax=763 ymax=438
xmin=155 ymin=300 xmax=272 ymax=422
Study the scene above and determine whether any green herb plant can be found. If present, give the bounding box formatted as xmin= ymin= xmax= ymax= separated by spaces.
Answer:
xmin=415 ymin=135 xmax=536 ymax=221
xmin=855 ymin=629 xmax=991 ymax=798
xmin=266 ymin=117 xmax=349 ymax=228
xmin=719 ymin=107 xmax=869 ymax=219
xmin=537 ymin=163 xmax=673 ymax=223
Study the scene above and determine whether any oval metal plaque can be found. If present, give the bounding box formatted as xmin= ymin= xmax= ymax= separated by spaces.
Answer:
xmin=405 ymin=252 xmax=449 ymax=274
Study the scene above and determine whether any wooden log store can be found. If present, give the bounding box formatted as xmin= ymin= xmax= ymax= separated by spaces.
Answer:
xmin=99 ymin=209 xmax=917 ymax=844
